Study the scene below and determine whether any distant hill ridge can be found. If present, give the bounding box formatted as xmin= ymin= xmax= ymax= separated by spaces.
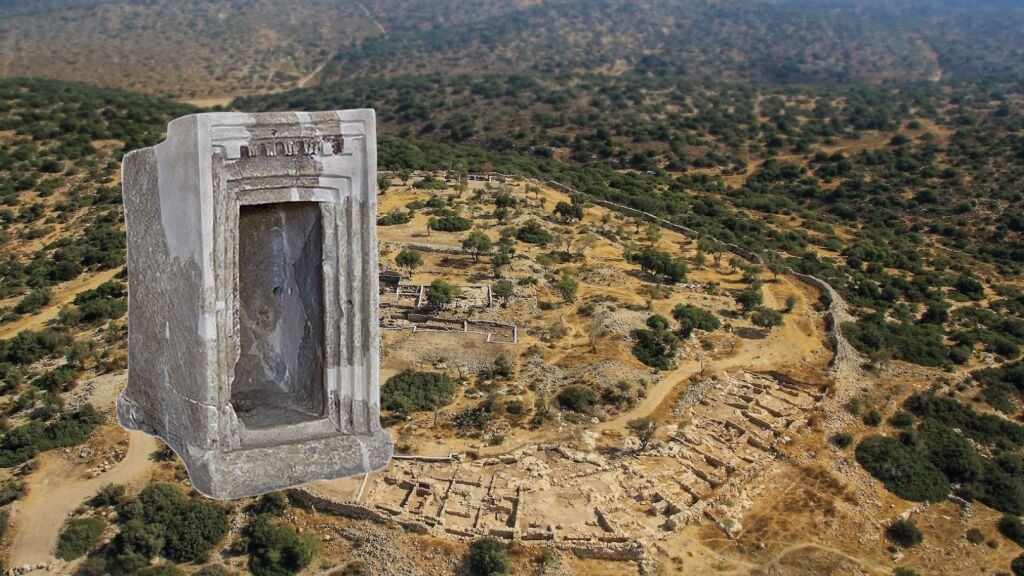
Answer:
xmin=2 ymin=0 xmax=1023 ymax=97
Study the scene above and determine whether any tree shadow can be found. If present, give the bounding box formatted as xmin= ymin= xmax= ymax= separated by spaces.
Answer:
xmin=439 ymin=256 xmax=476 ymax=269
xmin=733 ymin=327 xmax=768 ymax=340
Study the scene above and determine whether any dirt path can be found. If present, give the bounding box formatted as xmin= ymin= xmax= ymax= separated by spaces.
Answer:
xmin=7 ymin=431 xmax=158 ymax=570
xmin=385 ymin=274 xmax=826 ymax=459
xmin=0 ymin=268 xmax=120 ymax=339
xmin=297 ymin=59 xmax=328 ymax=89
xmin=769 ymin=542 xmax=889 ymax=575
xmin=180 ymin=57 xmax=328 ymax=108
xmin=598 ymin=276 xmax=823 ymax=431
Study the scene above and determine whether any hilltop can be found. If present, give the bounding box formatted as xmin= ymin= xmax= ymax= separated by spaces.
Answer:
xmin=3 ymin=0 xmax=1024 ymax=99
xmin=0 ymin=79 xmax=1022 ymax=574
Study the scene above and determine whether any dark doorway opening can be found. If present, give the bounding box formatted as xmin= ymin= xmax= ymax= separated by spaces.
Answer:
xmin=231 ymin=201 xmax=325 ymax=429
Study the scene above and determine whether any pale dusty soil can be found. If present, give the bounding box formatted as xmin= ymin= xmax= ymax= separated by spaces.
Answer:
xmin=4 ymin=175 xmax=1011 ymax=575
xmin=0 ymin=268 xmax=121 ymax=339
xmin=8 ymin=431 xmax=157 ymax=570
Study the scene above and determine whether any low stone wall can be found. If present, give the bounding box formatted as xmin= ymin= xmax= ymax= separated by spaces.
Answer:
xmin=545 ymin=182 xmax=857 ymax=379
xmin=380 ymin=241 xmax=491 ymax=257
xmin=289 ymin=488 xmax=431 ymax=534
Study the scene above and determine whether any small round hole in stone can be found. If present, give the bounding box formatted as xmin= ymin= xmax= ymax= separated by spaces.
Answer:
xmin=273 ymin=286 xmax=283 ymax=297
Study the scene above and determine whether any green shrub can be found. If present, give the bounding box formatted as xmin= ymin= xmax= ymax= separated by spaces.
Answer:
xmin=1000 ymin=515 xmax=1024 ymax=547
xmin=454 ymin=405 xmax=494 ymax=430
xmin=1013 ymin=554 xmax=1024 ymax=576
xmin=751 ymin=306 xmax=784 ymax=330
xmin=253 ymin=492 xmax=289 ymax=517
xmin=91 ymin=483 xmax=126 ymax=507
xmin=671 ymin=304 xmax=720 ymax=338
xmin=830 ymin=433 xmax=854 ymax=448
xmin=855 ymin=435 xmax=950 ymax=502
xmin=467 ymin=538 xmax=510 ymax=576
xmin=128 ymin=483 xmax=229 ymax=564
xmin=736 ymin=287 xmax=763 ymax=312
xmin=553 ymin=274 xmax=578 ymax=303
xmin=32 ymin=366 xmax=79 ymax=393
xmin=382 ymin=371 xmax=456 ymax=415
xmin=412 ymin=176 xmax=447 ymax=190
xmin=0 ymin=480 xmax=25 ymax=506
xmin=429 ymin=214 xmax=471 ymax=232
xmin=557 ymin=385 xmax=597 ymax=413
xmin=0 ymin=403 xmax=103 ymax=467
xmin=56 ymin=516 xmax=106 ymax=560
xmin=114 ymin=519 xmax=165 ymax=562
xmin=890 ymin=411 xmax=915 ymax=428
xmin=863 ymin=409 xmax=883 ymax=427
xmin=632 ymin=317 xmax=679 ymax=370
xmin=14 ymin=288 xmax=50 ymax=314
xmin=426 ymin=279 xmax=461 ymax=308
xmin=515 ymin=220 xmax=553 ymax=245
xmin=245 ymin=516 xmax=319 ymax=576
xmin=972 ymin=363 xmax=1024 ymax=414
xmin=377 ymin=210 xmax=411 ymax=226
xmin=0 ymin=327 xmax=73 ymax=365
xmin=70 ymin=281 xmax=127 ymax=325
xmin=493 ymin=355 xmax=513 ymax=378
xmin=492 ymin=280 xmax=514 ymax=303
xmin=887 ymin=519 xmax=923 ymax=548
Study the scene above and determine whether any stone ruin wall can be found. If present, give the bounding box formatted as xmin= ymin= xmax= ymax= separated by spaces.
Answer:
xmin=294 ymin=171 xmax=865 ymax=571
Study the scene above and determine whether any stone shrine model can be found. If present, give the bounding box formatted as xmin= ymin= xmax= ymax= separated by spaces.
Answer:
xmin=117 ymin=110 xmax=393 ymax=499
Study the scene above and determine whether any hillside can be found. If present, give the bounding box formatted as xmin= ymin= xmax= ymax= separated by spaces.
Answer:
xmin=236 ymin=72 xmax=1024 ymax=376
xmin=317 ymin=0 xmax=1024 ymax=84
xmin=4 ymin=0 xmax=1024 ymax=100
xmin=0 ymin=0 xmax=521 ymax=100
xmin=0 ymin=74 xmax=1023 ymax=574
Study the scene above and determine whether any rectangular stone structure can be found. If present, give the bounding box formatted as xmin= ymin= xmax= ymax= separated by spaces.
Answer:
xmin=117 ymin=110 xmax=393 ymax=499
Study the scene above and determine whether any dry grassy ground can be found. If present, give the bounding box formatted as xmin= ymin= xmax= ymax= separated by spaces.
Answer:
xmin=1 ymin=175 xmax=1019 ymax=575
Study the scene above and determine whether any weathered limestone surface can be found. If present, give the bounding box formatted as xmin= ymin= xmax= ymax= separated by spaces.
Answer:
xmin=117 ymin=110 xmax=393 ymax=499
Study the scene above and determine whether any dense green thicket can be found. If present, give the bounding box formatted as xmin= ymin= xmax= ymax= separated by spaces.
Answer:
xmin=0 ymin=79 xmax=192 ymax=305
xmin=0 ymin=403 xmax=102 ymax=467
xmin=381 ymin=370 xmax=456 ymax=415
xmin=843 ymin=318 xmax=949 ymax=367
xmin=91 ymin=483 xmax=230 ymax=572
xmin=972 ymin=363 xmax=1024 ymax=414
xmin=466 ymin=538 xmax=510 ymax=576
xmin=904 ymin=393 xmax=1024 ymax=449
xmin=243 ymin=515 xmax=319 ymax=576
xmin=632 ymin=315 xmax=679 ymax=370
xmin=855 ymin=435 xmax=950 ymax=502
xmin=56 ymin=516 xmax=106 ymax=560
xmin=237 ymin=70 xmax=1024 ymax=366
xmin=857 ymin=393 xmax=1024 ymax=515
xmin=887 ymin=519 xmax=923 ymax=548
xmin=556 ymin=385 xmax=598 ymax=413
xmin=672 ymin=304 xmax=721 ymax=338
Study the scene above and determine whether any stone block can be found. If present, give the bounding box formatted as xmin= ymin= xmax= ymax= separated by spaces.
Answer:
xmin=117 ymin=110 xmax=393 ymax=499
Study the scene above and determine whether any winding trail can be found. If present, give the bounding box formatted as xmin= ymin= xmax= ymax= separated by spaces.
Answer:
xmin=7 ymin=431 xmax=158 ymax=570
xmin=0 ymin=268 xmax=120 ymax=339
